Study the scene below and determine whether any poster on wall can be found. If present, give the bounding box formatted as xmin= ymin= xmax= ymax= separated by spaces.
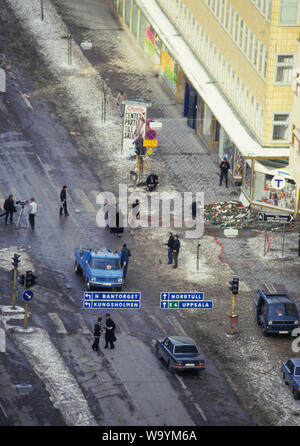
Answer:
xmin=160 ymin=46 xmax=177 ymax=95
xmin=122 ymin=101 xmax=148 ymax=155
xmin=145 ymin=26 xmax=155 ymax=61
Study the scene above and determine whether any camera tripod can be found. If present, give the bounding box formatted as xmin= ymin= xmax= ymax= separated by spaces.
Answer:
xmin=16 ymin=203 xmax=29 ymax=230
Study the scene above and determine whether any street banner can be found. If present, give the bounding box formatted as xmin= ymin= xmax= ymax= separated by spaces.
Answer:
xmin=122 ymin=101 xmax=148 ymax=154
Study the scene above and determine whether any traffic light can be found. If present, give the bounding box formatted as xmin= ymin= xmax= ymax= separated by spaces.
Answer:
xmin=25 ymin=271 xmax=38 ymax=288
xmin=18 ymin=274 xmax=25 ymax=286
xmin=12 ymin=254 xmax=21 ymax=268
xmin=229 ymin=277 xmax=239 ymax=295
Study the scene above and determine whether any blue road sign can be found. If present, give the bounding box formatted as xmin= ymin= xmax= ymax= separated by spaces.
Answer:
xmin=23 ymin=289 xmax=34 ymax=302
xmin=160 ymin=292 xmax=212 ymax=310
xmin=84 ymin=292 xmax=141 ymax=309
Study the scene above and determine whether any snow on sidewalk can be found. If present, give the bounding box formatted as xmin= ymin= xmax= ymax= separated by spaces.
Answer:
xmin=7 ymin=0 xmax=133 ymax=163
xmin=10 ymin=327 xmax=97 ymax=426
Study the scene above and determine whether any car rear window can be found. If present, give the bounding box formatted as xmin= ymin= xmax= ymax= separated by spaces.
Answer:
xmin=174 ymin=345 xmax=198 ymax=354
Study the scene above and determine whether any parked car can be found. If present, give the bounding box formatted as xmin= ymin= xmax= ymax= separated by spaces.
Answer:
xmin=282 ymin=358 xmax=300 ymax=400
xmin=253 ymin=286 xmax=299 ymax=336
xmin=155 ymin=336 xmax=205 ymax=374
xmin=74 ymin=247 xmax=123 ymax=290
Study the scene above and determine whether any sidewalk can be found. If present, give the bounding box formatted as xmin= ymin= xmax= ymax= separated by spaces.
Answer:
xmin=51 ymin=0 xmax=238 ymax=202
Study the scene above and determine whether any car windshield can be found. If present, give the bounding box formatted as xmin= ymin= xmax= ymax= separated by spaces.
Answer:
xmin=269 ymin=303 xmax=297 ymax=316
xmin=295 ymin=367 xmax=300 ymax=376
xmin=174 ymin=345 xmax=198 ymax=354
xmin=90 ymin=258 xmax=120 ymax=270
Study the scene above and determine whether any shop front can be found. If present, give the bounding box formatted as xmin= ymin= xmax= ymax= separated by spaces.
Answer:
xmin=219 ymin=128 xmax=243 ymax=182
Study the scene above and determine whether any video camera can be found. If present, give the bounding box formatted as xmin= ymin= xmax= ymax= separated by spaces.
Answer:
xmin=16 ymin=200 xmax=28 ymax=207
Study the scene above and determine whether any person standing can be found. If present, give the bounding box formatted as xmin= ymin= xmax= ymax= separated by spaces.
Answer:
xmin=104 ymin=313 xmax=116 ymax=349
xmin=3 ymin=194 xmax=16 ymax=224
xmin=120 ymin=243 xmax=131 ymax=280
xmin=219 ymin=157 xmax=230 ymax=188
xmin=59 ymin=185 xmax=69 ymax=216
xmin=172 ymin=234 xmax=180 ymax=269
xmin=164 ymin=232 xmax=174 ymax=264
xmin=92 ymin=317 xmax=103 ymax=351
xmin=28 ymin=197 xmax=37 ymax=229
xmin=116 ymin=90 xmax=126 ymax=117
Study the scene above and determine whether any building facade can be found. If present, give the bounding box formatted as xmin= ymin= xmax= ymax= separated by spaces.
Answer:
xmin=112 ymin=0 xmax=300 ymax=214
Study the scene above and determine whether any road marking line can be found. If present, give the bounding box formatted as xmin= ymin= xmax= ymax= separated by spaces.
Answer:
xmin=194 ymin=403 xmax=207 ymax=422
xmin=48 ymin=313 xmax=68 ymax=334
xmin=175 ymin=374 xmax=187 ymax=391
xmin=75 ymin=188 xmax=96 ymax=213
xmin=76 ymin=313 xmax=90 ymax=335
xmin=166 ymin=315 xmax=188 ymax=336
xmin=148 ymin=314 xmax=166 ymax=335
xmin=116 ymin=314 xmax=130 ymax=333
xmin=0 ymin=400 xmax=8 ymax=419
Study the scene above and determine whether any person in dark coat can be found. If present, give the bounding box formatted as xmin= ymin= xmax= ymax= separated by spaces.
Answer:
xmin=104 ymin=313 xmax=116 ymax=349
xmin=92 ymin=317 xmax=103 ymax=351
xmin=164 ymin=232 xmax=174 ymax=264
xmin=146 ymin=174 xmax=159 ymax=192
xmin=3 ymin=195 xmax=16 ymax=224
xmin=172 ymin=234 xmax=180 ymax=269
xmin=120 ymin=243 xmax=131 ymax=279
xmin=219 ymin=157 xmax=230 ymax=188
xmin=59 ymin=185 xmax=69 ymax=216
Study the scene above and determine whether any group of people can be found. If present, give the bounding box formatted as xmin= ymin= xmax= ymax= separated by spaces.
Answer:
xmin=92 ymin=313 xmax=116 ymax=351
xmin=164 ymin=232 xmax=181 ymax=269
xmin=0 ymin=194 xmax=38 ymax=229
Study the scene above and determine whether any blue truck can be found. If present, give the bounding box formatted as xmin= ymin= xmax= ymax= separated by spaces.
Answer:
xmin=253 ymin=285 xmax=299 ymax=336
xmin=74 ymin=248 xmax=124 ymax=291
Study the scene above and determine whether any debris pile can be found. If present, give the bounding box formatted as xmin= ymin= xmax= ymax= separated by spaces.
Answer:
xmin=204 ymin=201 xmax=294 ymax=231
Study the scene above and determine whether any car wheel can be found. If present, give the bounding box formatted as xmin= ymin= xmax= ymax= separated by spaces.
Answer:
xmin=293 ymin=388 xmax=300 ymax=400
xmin=283 ymin=373 xmax=288 ymax=385
xmin=74 ymin=261 xmax=82 ymax=275
xmin=262 ymin=327 xmax=269 ymax=337
xmin=86 ymin=280 xmax=92 ymax=291
xmin=155 ymin=345 xmax=162 ymax=360
xmin=168 ymin=361 xmax=175 ymax=374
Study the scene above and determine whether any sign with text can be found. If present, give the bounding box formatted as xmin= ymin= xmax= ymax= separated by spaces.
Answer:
xmin=84 ymin=292 xmax=141 ymax=309
xmin=160 ymin=292 xmax=213 ymax=310
xmin=143 ymin=139 xmax=158 ymax=147
xmin=259 ymin=213 xmax=294 ymax=223
xmin=122 ymin=101 xmax=148 ymax=154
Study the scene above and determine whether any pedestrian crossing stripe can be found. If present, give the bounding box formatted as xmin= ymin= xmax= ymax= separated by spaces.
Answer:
xmin=75 ymin=188 xmax=96 ymax=213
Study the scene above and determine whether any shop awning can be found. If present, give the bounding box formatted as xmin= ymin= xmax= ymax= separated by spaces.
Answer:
xmin=135 ymin=0 xmax=290 ymax=159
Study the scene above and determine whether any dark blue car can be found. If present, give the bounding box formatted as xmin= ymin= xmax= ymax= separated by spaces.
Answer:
xmin=155 ymin=336 xmax=205 ymax=374
xmin=282 ymin=358 xmax=300 ymax=400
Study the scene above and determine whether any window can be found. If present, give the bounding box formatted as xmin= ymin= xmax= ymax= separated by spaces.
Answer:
xmin=220 ymin=0 xmax=225 ymax=24
xmin=216 ymin=0 xmax=220 ymax=18
xmin=239 ymin=19 xmax=244 ymax=48
xmin=244 ymin=89 xmax=249 ymax=117
xmin=200 ymin=28 xmax=204 ymax=57
xmin=260 ymin=108 xmax=264 ymax=137
xmin=204 ymin=33 xmax=208 ymax=62
xmin=226 ymin=63 xmax=230 ymax=91
xmin=208 ymin=40 xmax=213 ymax=68
xmin=255 ymin=102 xmax=259 ymax=129
xmin=263 ymin=49 xmax=268 ymax=79
xmin=234 ymin=13 xmax=239 ymax=41
xmin=258 ymin=43 xmax=263 ymax=73
xmin=250 ymin=96 xmax=254 ymax=125
xmin=222 ymin=59 xmax=225 ymax=84
xmin=279 ymin=0 xmax=299 ymax=25
xmin=231 ymin=71 xmax=235 ymax=97
xmin=253 ymin=37 xmax=258 ymax=67
xmin=230 ymin=7 xmax=234 ymax=36
xmin=275 ymin=54 xmax=294 ymax=83
xmin=262 ymin=0 xmax=266 ymax=14
xmin=267 ymin=0 xmax=271 ymax=21
xmin=240 ymin=83 xmax=244 ymax=110
xmin=272 ymin=113 xmax=290 ymax=141
xmin=212 ymin=0 xmax=216 ymax=13
xmin=235 ymin=76 xmax=240 ymax=103
xmin=225 ymin=1 xmax=229 ymax=29
xmin=243 ymin=25 xmax=248 ymax=53
xmin=248 ymin=31 xmax=253 ymax=60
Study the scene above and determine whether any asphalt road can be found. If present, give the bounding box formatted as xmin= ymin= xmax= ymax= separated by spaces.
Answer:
xmin=0 ymin=0 xmax=254 ymax=426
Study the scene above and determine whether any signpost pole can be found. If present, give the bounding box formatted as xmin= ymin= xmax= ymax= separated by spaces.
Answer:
xmin=40 ymin=0 xmax=44 ymax=22
xmin=282 ymin=222 xmax=286 ymax=258
xmin=197 ymin=242 xmax=200 ymax=271
xmin=24 ymin=302 xmax=28 ymax=329
xmin=264 ymin=221 xmax=267 ymax=257
xmin=231 ymin=294 xmax=236 ymax=335
xmin=12 ymin=266 xmax=17 ymax=309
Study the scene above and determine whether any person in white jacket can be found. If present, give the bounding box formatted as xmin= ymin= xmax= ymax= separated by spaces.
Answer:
xmin=29 ymin=197 xmax=37 ymax=229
